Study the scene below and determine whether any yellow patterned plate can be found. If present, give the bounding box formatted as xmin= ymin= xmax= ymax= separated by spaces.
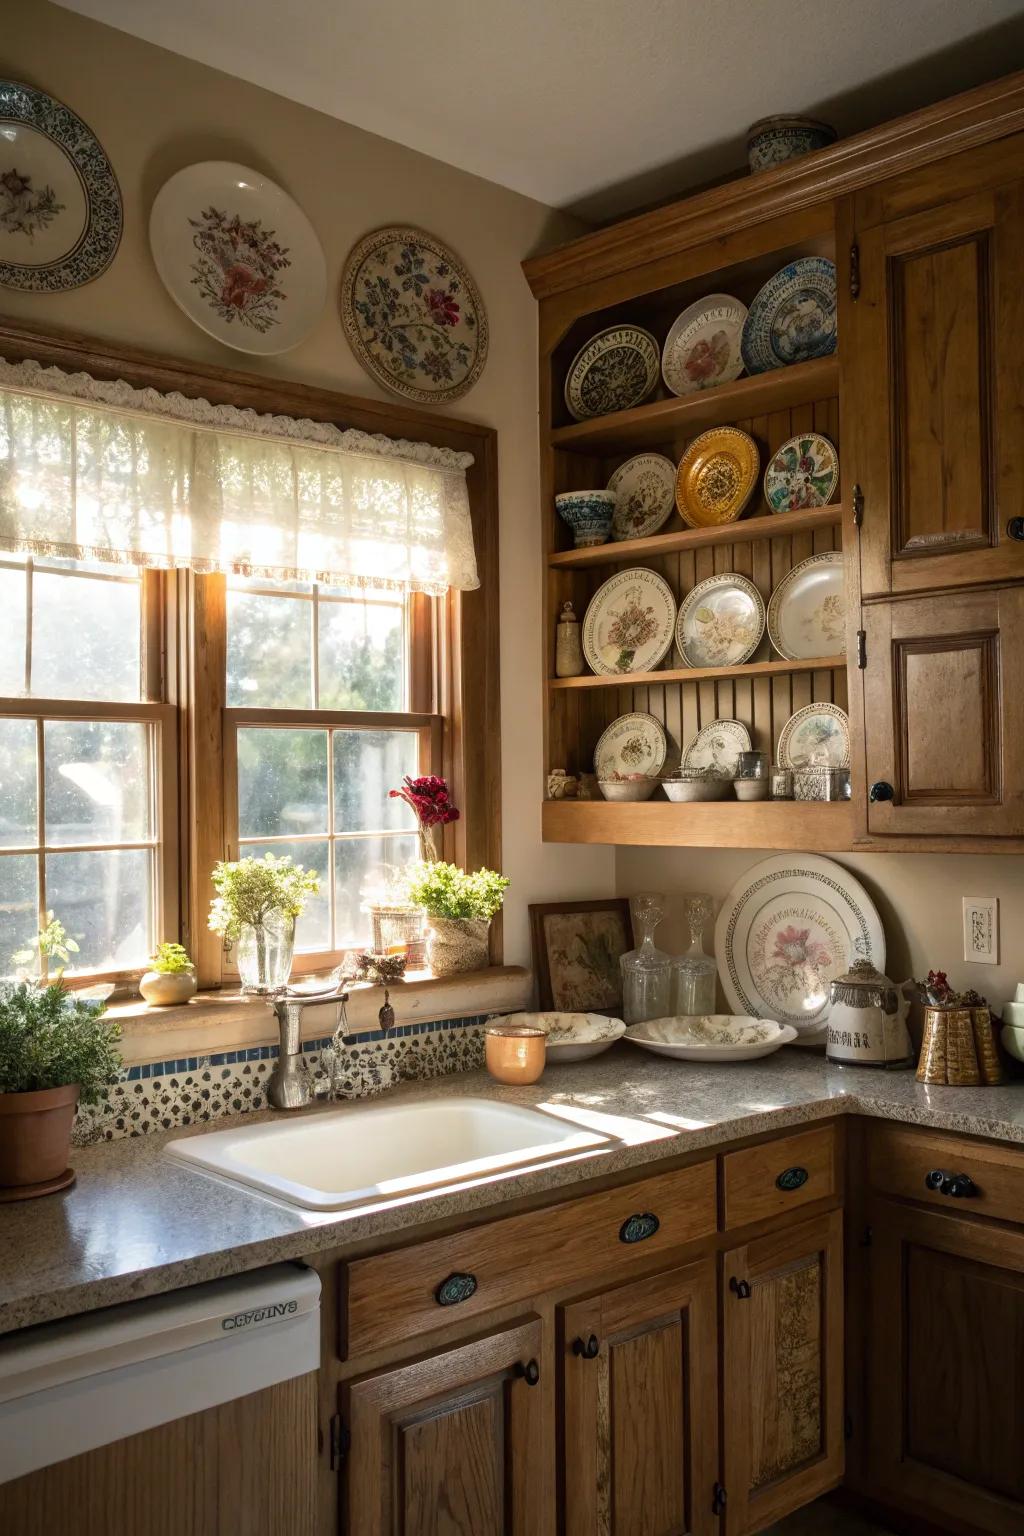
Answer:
xmin=674 ymin=427 xmax=759 ymax=529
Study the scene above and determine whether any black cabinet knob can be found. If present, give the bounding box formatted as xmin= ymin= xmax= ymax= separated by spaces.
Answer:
xmin=729 ymin=1276 xmax=752 ymax=1300
xmin=572 ymin=1334 xmax=600 ymax=1360
xmin=947 ymin=1173 xmax=977 ymax=1198
xmin=869 ymin=781 xmax=895 ymax=803
xmin=1007 ymin=516 xmax=1024 ymax=541
xmin=925 ymin=1169 xmax=948 ymax=1191
xmin=515 ymin=1358 xmax=540 ymax=1386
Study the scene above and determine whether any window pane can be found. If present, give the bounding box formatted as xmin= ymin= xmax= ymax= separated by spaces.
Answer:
xmin=0 ymin=567 xmax=26 ymax=695
xmin=0 ymin=718 xmax=36 ymax=848
xmin=318 ymin=598 xmax=405 ymax=711
xmin=333 ymin=730 xmax=419 ymax=834
xmin=32 ymin=570 xmax=140 ymax=702
xmin=46 ymin=848 xmax=151 ymax=972
xmin=0 ymin=853 xmax=38 ymax=975
xmin=240 ymin=838 xmax=329 ymax=952
xmin=335 ymin=834 xmax=417 ymax=948
xmin=44 ymin=721 xmax=150 ymax=847
xmin=227 ymin=591 xmax=312 ymax=707
xmin=237 ymin=729 xmax=328 ymax=839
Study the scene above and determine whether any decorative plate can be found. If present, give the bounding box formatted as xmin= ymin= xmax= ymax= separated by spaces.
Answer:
xmin=564 ymin=325 xmax=660 ymax=421
xmin=582 ymin=568 xmax=677 ymax=677
xmin=741 ymin=257 xmax=837 ymax=375
xmin=504 ymin=1012 xmax=626 ymax=1064
xmin=714 ymin=854 xmax=886 ymax=1034
xmin=661 ymin=293 xmax=747 ymax=396
xmin=680 ymin=719 xmax=751 ymax=778
xmin=625 ymin=1015 xmax=798 ymax=1062
xmin=0 ymin=79 xmax=122 ymax=292
xmin=767 ymin=552 xmax=845 ymax=660
xmin=341 ymin=224 xmax=487 ymax=402
xmin=764 ymin=433 xmax=839 ymax=512
xmin=607 ymin=453 xmax=676 ymax=541
xmin=675 ymin=427 xmax=759 ymax=529
xmin=150 ymin=162 xmax=326 ymax=356
xmin=777 ymin=703 xmax=851 ymax=770
xmin=676 ymin=573 xmax=765 ymax=669
xmin=594 ymin=712 xmax=668 ymax=779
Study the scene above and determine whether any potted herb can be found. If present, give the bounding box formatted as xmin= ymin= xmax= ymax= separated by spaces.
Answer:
xmin=139 ymin=943 xmax=197 ymax=1007
xmin=0 ymin=982 xmax=122 ymax=1198
xmin=406 ymin=861 xmax=509 ymax=977
xmin=11 ymin=912 xmax=80 ymax=982
xmin=208 ymin=853 xmax=320 ymax=994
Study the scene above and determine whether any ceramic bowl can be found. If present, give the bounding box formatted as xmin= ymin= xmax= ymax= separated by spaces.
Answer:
xmin=555 ymin=490 xmax=616 ymax=549
xmin=1000 ymin=1023 xmax=1024 ymax=1063
xmin=733 ymin=776 xmax=769 ymax=801
xmin=502 ymin=1011 xmax=627 ymax=1064
xmin=747 ymin=115 xmax=836 ymax=173
xmin=598 ymin=776 xmax=658 ymax=802
xmin=661 ymin=772 xmax=729 ymax=802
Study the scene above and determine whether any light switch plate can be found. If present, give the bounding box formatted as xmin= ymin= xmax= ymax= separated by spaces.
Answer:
xmin=963 ymin=896 xmax=998 ymax=965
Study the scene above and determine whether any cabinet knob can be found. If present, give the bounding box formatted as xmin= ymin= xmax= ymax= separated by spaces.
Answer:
xmin=619 ymin=1211 xmax=659 ymax=1244
xmin=869 ymin=781 xmax=895 ymax=803
xmin=947 ymin=1173 xmax=977 ymax=1198
xmin=924 ymin=1169 xmax=948 ymax=1191
xmin=434 ymin=1272 xmax=477 ymax=1307
xmin=729 ymin=1276 xmax=752 ymax=1300
xmin=775 ymin=1165 xmax=808 ymax=1192
xmin=572 ymin=1333 xmax=600 ymax=1360
xmin=515 ymin=1358 xmax=540 ymax=1387
xmin=1007 ymin=516 xmax=1024 ymax=541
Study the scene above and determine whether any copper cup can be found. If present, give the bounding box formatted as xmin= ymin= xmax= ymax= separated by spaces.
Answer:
xmin=485 ymin=1024 xmax=546 ymax=1085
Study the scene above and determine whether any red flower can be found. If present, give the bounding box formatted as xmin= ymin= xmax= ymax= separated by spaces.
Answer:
xmin=426 ymin=288 xmax=460 ymax=327
xmin=388 ymin=774 xmax=460 ymax=827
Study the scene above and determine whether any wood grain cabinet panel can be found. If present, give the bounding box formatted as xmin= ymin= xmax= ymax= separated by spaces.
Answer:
xmin=868 ymin=1123 xmax=1024 ymax=1224
xmin=721 ymin=1126 xmax=836 ymax=1230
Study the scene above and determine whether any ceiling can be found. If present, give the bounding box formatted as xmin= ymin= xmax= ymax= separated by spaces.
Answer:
xmin=57 ymin=0 xmax=1024 ymax=221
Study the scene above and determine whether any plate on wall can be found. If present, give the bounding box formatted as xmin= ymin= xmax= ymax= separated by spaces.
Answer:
xmin=680 ymin=719 xmax=751 ymax=778
xmin=582 ymin=568 xmax=677 ymax=676
xmin=767 ymin=552 xmax=845 ymax=660
xmin=0 ymin=79 xmax=122 ymax=292
xmin=661 ymin=293 xmax=747 ymax=396
xmin=715 ymin=854 xmax=885 ymax=1034
xmin=151 ymin=162 xmax=326 ymax=355
xmin=341 ymin=224 xmax=488 ymax=402
xmin=675 ymin=427 xmax=759 ymax=529
xmin=607 ymin=453 xmax=676 ymax=541
xmin=564 ymin=325 xmax=660 ymax=421
xmin=764 ymin=433 xmax=839 ymax=512
xmin=594 ymin=712 xmax=668 ymax=779
xmin=741 ymin=257 xmax=837 ymax=375
xmin=675 ymin=573 xmax=765 ymax=669
xmin=777 ymin=703 xmax=851 ymax=769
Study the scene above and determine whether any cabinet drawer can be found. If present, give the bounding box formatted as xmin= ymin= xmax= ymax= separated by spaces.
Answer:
xmin=868 ymin=1124 xmax=1024 ymax=1224
xmin=343 ymin=1160 xmax=716 ymax=1357
xmin=722 ymin=1125 xmax=837 ymax=1229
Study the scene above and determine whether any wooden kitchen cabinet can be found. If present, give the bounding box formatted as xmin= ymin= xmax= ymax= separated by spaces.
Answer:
xmin=559 ymin=1258 xmax=718 ymax=1536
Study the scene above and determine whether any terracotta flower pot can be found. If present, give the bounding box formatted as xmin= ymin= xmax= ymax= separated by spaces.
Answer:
xmin=425 ymin=916 xmax=490 ymax=977
xmin=0 ymin=1082 xmax=80 ymax=1192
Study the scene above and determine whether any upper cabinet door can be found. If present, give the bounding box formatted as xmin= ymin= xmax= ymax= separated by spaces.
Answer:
xmin=844 ymin=174 xmax=1024 ymax=596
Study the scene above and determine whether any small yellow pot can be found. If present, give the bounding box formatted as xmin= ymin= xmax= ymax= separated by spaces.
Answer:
xmin=139 ymin=969 xmax=197 ymax=1007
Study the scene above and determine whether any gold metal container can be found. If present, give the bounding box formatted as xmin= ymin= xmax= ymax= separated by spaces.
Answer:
xmin=917 ymin=1006 xmax=984 ymax=1085
xmin=485 ymin=1024 xmax=546 ymax=1085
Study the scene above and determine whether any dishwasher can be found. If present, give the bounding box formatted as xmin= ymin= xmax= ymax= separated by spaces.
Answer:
xmin=0 ymin=1262 xmax=321 ymax=1485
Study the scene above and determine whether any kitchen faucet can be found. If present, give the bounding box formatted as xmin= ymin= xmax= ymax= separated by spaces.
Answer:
xmin=267 ymin=984 xmax=349 ymax=1111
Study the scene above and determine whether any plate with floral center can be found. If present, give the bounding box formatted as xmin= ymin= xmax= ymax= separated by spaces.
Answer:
xmin=767 ymin=552 xmax=845 ymax=660
xmin=675 ymin=427 xmax=759 ymax=529
xmin=680 ymin=719 xmax=751 ymax=779
xmin=582 ymin=568 xmax=677 ymax=676
xmin=594 ymin=712 xmax=668 ymax=779
xmin=777 ymin=703 xmax=850 ymax=770
xmin=607 ymin=453 xmax=676 ymax=541
xmin=676 ymin=573 xmax=765 ymax=669
xmin=565 ymin=325 xmax=660 ymax=421
xmin=741 ymin=257 xmax=837 ymax=375
xmin=764 ymin=433 xmax=839 ymax=512
xmin=661 ymin=293 xmax=747 ymax=396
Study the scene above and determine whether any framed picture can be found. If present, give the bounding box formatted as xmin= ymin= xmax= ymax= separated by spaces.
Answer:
xmin=529 ymin=899 xmax=634 ymax=1013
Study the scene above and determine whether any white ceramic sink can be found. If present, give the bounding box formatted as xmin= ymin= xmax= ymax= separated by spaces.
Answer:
xmin=165 ymin=1097 xmax=608 ymax=1211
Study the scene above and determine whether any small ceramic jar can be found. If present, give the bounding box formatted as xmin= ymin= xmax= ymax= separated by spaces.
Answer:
xmin=555 ymin=600 xmax=585 ymax=678
xmin=770 ymin=766 xmax=794 ymax=799
xmin=485 ymin=1024 xmax=546 ymax=1085
xmin=139 ymin=969 xmax=197 ymax=1006
xmin=737 ymin=750 xmax=768 ymax=779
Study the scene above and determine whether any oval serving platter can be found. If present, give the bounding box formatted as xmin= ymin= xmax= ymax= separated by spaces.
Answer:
xmin=675 ymin=427 xmax=759 ymax=529
xmin=741 ymin=257 xmax=837 ymax=375
xmin=607 ymin=452 xmax=677 ymax=541
xmin=594 ymin=712 xmax=668 ymax=779
xmin=582 ymin=568 xmax=677 ymax=677
xmin=625 ymin=1015 xmax=797 ymax=1062
xmin=764 ymin=432 xmax=839 ymax=512
xmin=777 ymin=703 xmax=851 ymax=770
xmin=675 ymin=572 xmax=765 ymax=669
xmin=564 ymin=324 xmax=660 ymax=422
xmin=680 ymin=719 xmax=751 ymax=778
xmin=661 ymin=292 xmax=747 ymax=396
xmin=767 ymin=551 xmax=845 ymax=660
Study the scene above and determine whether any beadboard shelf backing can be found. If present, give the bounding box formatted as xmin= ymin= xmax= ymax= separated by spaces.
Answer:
xmin=542 ymin=799 xmax=855 ymax=849
xmin=549 ymin=504 xmax=842 ymax=569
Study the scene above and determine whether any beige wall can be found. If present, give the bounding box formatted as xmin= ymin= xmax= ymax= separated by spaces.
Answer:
xmin=2 ymin=0 xmax=614 ymax=972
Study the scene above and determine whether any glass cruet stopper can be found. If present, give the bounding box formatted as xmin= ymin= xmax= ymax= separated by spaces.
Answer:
xmin=620 ymin=892 xmax=672 ymax=1025
xmin=672 ymin=894 xmax=718 ymax=1016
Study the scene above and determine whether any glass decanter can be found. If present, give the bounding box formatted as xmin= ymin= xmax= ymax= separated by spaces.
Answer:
xmin=672 ymin=895 xmax=718 ymax=1016
xmin=620 ymin=893 xmax=672 ymax=1024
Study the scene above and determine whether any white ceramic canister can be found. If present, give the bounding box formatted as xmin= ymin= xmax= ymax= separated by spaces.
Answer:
xmin=826 ymin=958 xmax=913 ymax=1068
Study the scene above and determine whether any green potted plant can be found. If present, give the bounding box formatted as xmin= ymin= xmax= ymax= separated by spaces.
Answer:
xmin=0 ymin=982 xmax=122 ymax=1199
xmin=139 ymin=942 xmax=197 ymax=1007
xmin=406 ymin=861 xmax=509 ymax=977
xmin=208 ymin=853 xmax=321 ymax=994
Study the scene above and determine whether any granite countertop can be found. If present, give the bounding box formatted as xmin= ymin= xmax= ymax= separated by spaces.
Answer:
xmin=1 ymin=1050 xmax=1022 ymax=1337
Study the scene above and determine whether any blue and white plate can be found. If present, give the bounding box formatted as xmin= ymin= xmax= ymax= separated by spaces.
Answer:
xmin=565 ymin=325 xmax=660 ymax=421
xmin=741 ymin=257 xmax=837 ymax=375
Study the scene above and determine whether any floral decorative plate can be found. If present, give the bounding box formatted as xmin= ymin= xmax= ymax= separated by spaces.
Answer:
xmin=767 ymin=552 xmax=845 ymax=660
xmin=675 ymin=427 xmax=759 ymax=529
xmin=150 ymin=162 xmax=326 ymax=355
xmin=764 ymin=433 xmax=839 ymax=512
xmin=582 ymin=568 xmax=677 ymax=677
xmin=625 ymin=1015 xmax=798 ymax=1062
xmin=594 ymin=712 xmax=668 ymax=779
xmin=341 ymin=225 xmax=488 ymax=402
xmin=661 ymin=293 xmax=748 ymax=396
xmin=714 ymin=854 xmax=885 ymax=1033
xmin=777 ymin=703 xmax=851 ymax=770
xmin=607 ymin=453 xmax=676 ymax=541
xmin=0 ymin=79 xmax=122 ymax=292
xmin=680 ymin=719 xmax=751 ymax=778
xmin=741 ymin=257 xmax=837 ymax=375
xmin=564 ymin=325 xmax=660 ymax=421
xmin=676 ymin=573 xmax=765 ymax=668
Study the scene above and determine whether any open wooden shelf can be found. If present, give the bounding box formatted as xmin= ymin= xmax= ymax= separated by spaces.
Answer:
xmin=549 ymin=356 xmax=839 ymax=453
xmin=549 ymin=503 xmax=843 ymax=569
xmin=543 ymin=797 xmax=854 ymax=850
xmin=550 ymin=654 xmax=846 ymax=690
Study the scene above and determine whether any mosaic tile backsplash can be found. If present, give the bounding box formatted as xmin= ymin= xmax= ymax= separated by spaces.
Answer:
xmin=73 ymin=1013 xmax=496 ymax=1145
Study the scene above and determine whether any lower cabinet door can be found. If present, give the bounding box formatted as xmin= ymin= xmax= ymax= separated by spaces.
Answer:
xmin=559 ymin=1258 xmax=717 ymax=1536
xmin=867 ymin=1200 xmax=1024 ymax=1536
xmin=343 ymin=1316 xmax=550 ymax=1536
xmin=721 ymin=1209 xmax=844 ymax=1534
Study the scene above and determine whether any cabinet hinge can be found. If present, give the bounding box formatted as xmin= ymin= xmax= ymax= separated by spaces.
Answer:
xmin=852 ymin=483 xmax=864 ymax=528
xmin=329 ymin=1413 xmax=350 ymax=1472
xmin=850 ymin=241 xmax=861 ymax=301
xmin=856 ymin=630 xmax=867 ymax=669
xmin=711 ymin=1482 xmax=728 ymax=1516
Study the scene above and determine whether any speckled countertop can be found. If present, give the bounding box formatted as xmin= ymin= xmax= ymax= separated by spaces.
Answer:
xmin=2 ymin=1050 xmax=1022 ymax=1337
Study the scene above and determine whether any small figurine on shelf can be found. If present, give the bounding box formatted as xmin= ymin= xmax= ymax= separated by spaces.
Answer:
xmin=555 ymin=600 xmax=584 ymax=678
xmin=923 ymin=969 xmax=953 ymax=1005
xmin=546 ymin=769 xmax=579 ymax=800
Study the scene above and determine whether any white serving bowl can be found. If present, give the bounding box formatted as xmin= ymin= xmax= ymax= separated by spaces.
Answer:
xmin=1000 ymin=1023 xmax=1024 ymax=1064
xmin=733 ymin=776 xmax=769 ymax=801
xmin=503 ymin=1011 xmax=626 ymax=1063
xmin=625 ymin=1014 xmax=797 ymax=1062
xmin=661 ymin=774 xmax=729 ymax=802
xmin=599 ymin=777 xmax=658 ymax=802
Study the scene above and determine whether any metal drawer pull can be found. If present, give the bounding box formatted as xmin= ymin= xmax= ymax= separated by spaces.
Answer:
xmin=775 ymin=1166 xmax=808 ymax=1191
xmin=572 ymin=1334 xmax=600 ymax=1360
xmin=729 ymin=1276 xmax=752 ymax=1300
xmin=435 ymin=1272 xmax=477 ymax=1307
xmin=515 ymin=1358 xmax=540 ymax=1386
xmin=925 ymin=1169 xmax=979 ymax=1198
xmin=619 ymin=1211 xmax=660 ymax=1244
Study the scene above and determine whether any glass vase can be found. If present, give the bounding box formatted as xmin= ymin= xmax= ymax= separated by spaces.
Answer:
xmin=672 ymin=895 xmax=718 ymax=1016
xmin=620 ymin=893 xmax=672 ymax=1024
xmin=418 ymin=825 xmax=439 ymax=863
xmin=236 ymin=911 xmax=295 ymax=994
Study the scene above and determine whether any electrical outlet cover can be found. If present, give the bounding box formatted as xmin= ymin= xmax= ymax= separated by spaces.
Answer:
xmin=963 ymin=896 xmax=998 ymax=965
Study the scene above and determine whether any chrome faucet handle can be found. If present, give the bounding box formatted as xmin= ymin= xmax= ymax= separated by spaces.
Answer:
xmin=268 ymin=989 xmax=349 ymax=1111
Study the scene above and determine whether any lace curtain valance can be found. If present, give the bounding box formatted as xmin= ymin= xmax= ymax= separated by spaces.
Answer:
xmin=0 ymin=358 xmax=478 ymax=594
